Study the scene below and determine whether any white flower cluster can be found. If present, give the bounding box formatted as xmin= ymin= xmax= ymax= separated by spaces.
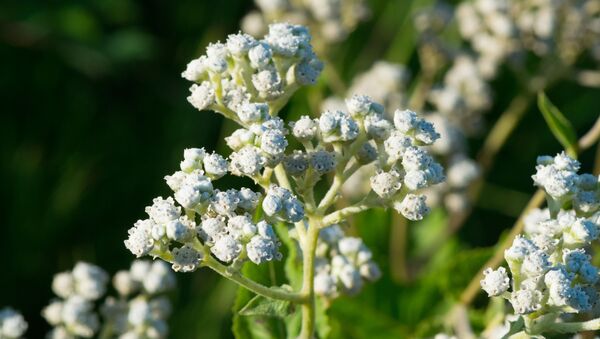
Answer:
xmin=456 ymin=0 xmax=517 ymax=79
xmin=182 ymin=23 xmax=322 ymax=121
xmin=0 ymin=308 xmax=27 ymax=339
xmin=304 ymin=225 xmax=381 ymax=299
xmin=532 ymin=152 xmax=600 ymax=215
xmin=456 ymin=0 xmax=600 ymax=73
xmin=42 ymin=260 xmax=176 ymax=339
xmin=323 ymin=59 xmax=479 ymax=216
xmin=125 ymin=146 xmax=284 ymax=271
xmin=481 ymin=153 xmax=600 ymax=320
xmin=101 ymin=260 xmax=176 ymax=338
xmin=241 ymin=0 xmax=370 ymax=44
xmin=428 ymin=55 xmax=492 ymax=134
xmin=42 ymin=262 xmax=109 ymax=338
xmin=320 ymin=98 xmax=445 ymax=220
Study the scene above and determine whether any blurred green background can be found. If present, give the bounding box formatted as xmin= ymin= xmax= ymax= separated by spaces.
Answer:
xmin=1 ymin=0 xmax=598 ymax=338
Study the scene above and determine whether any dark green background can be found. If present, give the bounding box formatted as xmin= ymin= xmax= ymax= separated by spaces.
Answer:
xmin=1 ymin=1 xmax=598 ymax=337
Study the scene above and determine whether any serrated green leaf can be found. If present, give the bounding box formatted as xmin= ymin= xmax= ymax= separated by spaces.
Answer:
xmin=239 ymin=294 xmax=293 ymax=318
xmin=232 ymin=263 xmax=286 ymax=339
xmin=537 ymin=92 xmax=579 ymax=157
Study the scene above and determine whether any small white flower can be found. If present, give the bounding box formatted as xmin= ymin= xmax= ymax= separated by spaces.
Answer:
xmin=394 ymin=194 xmax=430 ymax=221
xmin=238 ymin=102 xmax=269 ymax=124
xmin=370 ymin=170 xmax=402 ymax=199
xmin=145 ymin=197 xmax=181 ymax=225
xmin=480 ymin=267 xmax=510 ymax=297
xmin=226 ymin=32 xmax=257 ymax=56
xmin=0 ymin=307 xmax=28 ymax=338
xmin=510 ymin=289 xmax=543 ymax=314
xmin=310 ymin=150 xmax=337 ymax=175
xmin=345 ymin=95 xmax=382 ymax=118
xmin=211 ymin=234 xmax=243 ymax=263
xmin=290 ymin=116 xmax=318 ymax=141
xmin=181 ymin=56 xmax=207 ymax=82
xmin=187 ymin=82 xmax=215 ymax=111
xmin=203 ymin=152 xmax=228 ymax=179
xmin=248 ymin=42 xmax=273 ymax=69
xmin=229 ymin=146 xmax=266 ymax=177
xmin=172 ymin=245 xmax=203 ymax=272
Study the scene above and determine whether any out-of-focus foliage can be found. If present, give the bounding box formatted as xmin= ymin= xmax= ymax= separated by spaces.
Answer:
xmin=0 ymin=0 xmax=598 ymax=338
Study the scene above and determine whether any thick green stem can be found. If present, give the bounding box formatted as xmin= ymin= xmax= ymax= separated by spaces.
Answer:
xmin=204 ymin=255 xmax=307 ymax=303
xmin=299 ymin=218 xmax=321 ymax=339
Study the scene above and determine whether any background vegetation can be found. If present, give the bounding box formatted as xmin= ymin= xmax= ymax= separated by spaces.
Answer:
xmin=1 ymin=0 xmax=598 ymax=337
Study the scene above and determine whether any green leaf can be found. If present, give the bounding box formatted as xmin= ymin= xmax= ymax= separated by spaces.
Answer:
xmin=501 ymin=316 xmax=524 ymax=339
xmin=537 ymin=92 xmax=579 ymax=157
xmin=232 ymin=263 xmax=286 ymax=339
xmin=239 ymin=294 xmax=293 ymax=318
xmin=315 ymin=297 xmax=331 ymax=339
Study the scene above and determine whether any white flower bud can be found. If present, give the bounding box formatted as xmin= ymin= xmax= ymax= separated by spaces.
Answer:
xmin=187 ymin=82 xmax=215 ymax=111
xmin=166 ymin=216 xmax=195 ymax=243
xmin=248 ymin=42 xmax=272 ymax=69
xmin=52 ymin=272 xmax=75 ymax=299
xmin=205 ymin=42 xmax=228 ymax=73
xmin=164 ymin=171 xmax=187 ymax=192
xmin=172 ymin=245 xmax=203 ymax=272
xmin=521 ymin=250 xmax=550 ymax=277
xmin=314 ymin=271 xmax=338 ymax=298
xmin=510 ymin=289 xmax=543 ymax=314
xmin=290 ymin=116 xmax=318 ymax=141
xmin=211 ymin=234 xmax=242 ymax=263
xmin=238 ymin=188 xmax=261 ymax=211
xmin=229 ymin=146 xmax=266 ymax=176
xmin=480 ymin=267 xmax=510 ymax=296
xmin=360 ymin=262 xmax=381 ymax=281
xmin=226 ymin=33 xmax=257 ymax=56
xmin=199 ymin=217 xmax=227 ymax=242
xmin=181 ymin=56 xmax=207 ymax=82
xmin=0 ymin=308 xmax=28 ymax=338
xmin=364 ymin=114 xmax=392 ymax=141
xmin=370 ymin=170 xmax=402 ymax=199
xmin=226 ymin=129 xmax=256 ymax=151
xmin=345 ymin=95 xmax=383 ymax=117
xmin=125 ymin=219 xmax=156 ymax=258
xmin=394 ymin=194 xmax=430 ymax=220
xmin=210 ymin=190 xmax=240 ymax=216
xmin=42 ymin=301 xmax=64 ymax=326
xmin=203 ymin=152 xmax=228 ymax=179
xmin=283 ymin=151 xmax=309 ymax=176
xmin=113 ymin=270 xmax=137 ymax=297
xmin=252 ymin=69 xmax=283 ymax=99
xmin=145 ymin=197 xmax=181 ymax=224
xmin=227 ymin=215 xmax=257 ymax=240
xmin=247 ymin=235 xmax=281 ymax=264
xmin=384 ymin=131 xmax=411 ymax=162
xmin=260 ymin=128 xmax=288 ymax=156
xmin=310 ymin=150 xmax=337 ymax=175
xmin=238 ymin=102 xmax=269 ymax=124
xmin=318 ymin=110 xmax=359 ymax=143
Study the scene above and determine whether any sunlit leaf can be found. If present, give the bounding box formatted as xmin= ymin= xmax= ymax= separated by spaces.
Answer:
xmin=538 ymin=92 xmax=578 ymax=157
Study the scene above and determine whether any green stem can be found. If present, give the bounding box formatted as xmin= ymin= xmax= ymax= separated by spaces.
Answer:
xmin=299 ymin=218 xmax=321 ymax=339
xmin=547 ymin=317 xmax=600 ymax=333
xmin=321 ymin=198 xmax=377 ymax=226
xmin=204 ymin=255 xmax=307 ymax=303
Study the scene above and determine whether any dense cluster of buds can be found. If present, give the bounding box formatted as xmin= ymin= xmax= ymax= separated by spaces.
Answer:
xmin=481 ymin=153 xmax=600 ymax=334
xmin=323 ymin=59 xmax=478 ymax=215
xmin=0 ymin=308 xmax=27 ymax=339
xmin=125 ymin=23 xmax=446 ymax=312
xmin=42 ymin=261 xmax=175 ymax=338
xmin=456 ymin=0 xmax=600 ymax=76
xmin=308 ymin=225 xmax=381 ymax=299
xmin=241 ymin=0 xmax=370 ymax=46
xmin=182 ymin=23 xmax=323 ymax=121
